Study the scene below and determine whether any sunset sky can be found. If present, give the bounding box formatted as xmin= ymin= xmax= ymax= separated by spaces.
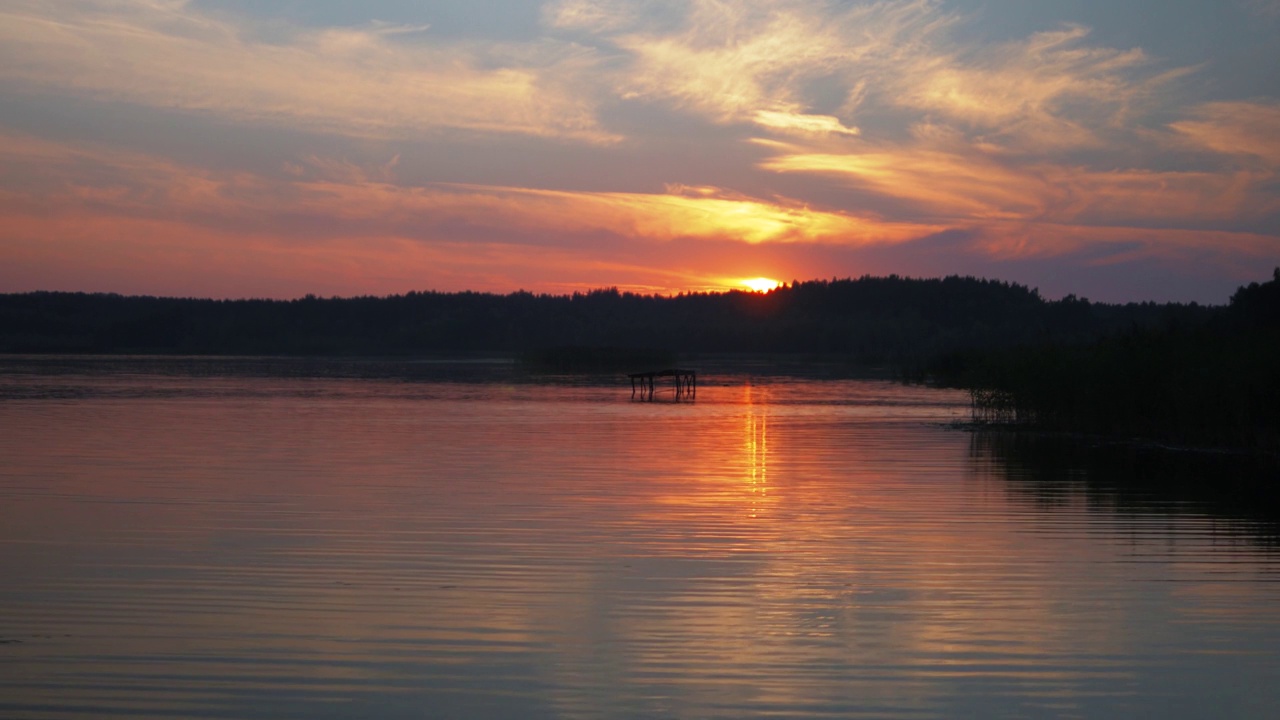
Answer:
xmin=1 ymin=0 xmax=1278 ymax=302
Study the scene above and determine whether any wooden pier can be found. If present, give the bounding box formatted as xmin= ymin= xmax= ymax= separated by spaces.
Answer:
xmin=629 ymin=369 xmax=696 ymax=400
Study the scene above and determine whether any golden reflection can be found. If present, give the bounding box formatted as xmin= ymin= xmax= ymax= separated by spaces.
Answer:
xmin=10 ymin=378 xmax=1280 ymax=717
xmin=743 ymin=382 xmax=768 ymax=519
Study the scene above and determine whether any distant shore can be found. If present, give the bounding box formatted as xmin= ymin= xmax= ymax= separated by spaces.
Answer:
xmin=3 ymin=271 xmax=1276 ymax=457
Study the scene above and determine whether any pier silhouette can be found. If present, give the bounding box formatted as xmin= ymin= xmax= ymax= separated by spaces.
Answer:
xmin=628 ymin=369 xmax=696 ymax=401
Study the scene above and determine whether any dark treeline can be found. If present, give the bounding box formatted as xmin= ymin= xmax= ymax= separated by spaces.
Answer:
xmin=940 ymin=269 xmax=1280 ymax=453
xmin=5 ymin=271 xmax=1277 ymax=450
xmin=0 ymin=275 xmax=1203 ymax=366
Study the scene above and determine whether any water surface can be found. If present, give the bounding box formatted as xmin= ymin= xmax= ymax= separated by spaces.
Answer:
xmin=1 ymin=357 xmax=1278 ymax=718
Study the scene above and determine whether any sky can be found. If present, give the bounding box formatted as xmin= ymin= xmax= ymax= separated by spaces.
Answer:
xmin=1 ymin=0 xmax=1277 ymax=303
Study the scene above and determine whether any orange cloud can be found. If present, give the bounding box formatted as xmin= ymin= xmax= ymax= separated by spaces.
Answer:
xmin=756 ymin=137 xmax=1054 ymax=221
xmin=6 ymin=129 xmax=1274 ymax=301
xmin=1039 ymin=167 xmax=1279 ymax=226
xmin=0 ymin=130 xmax=941 ymax=248
xmin=1171 ymin=100 xmax=1280 ymax=165
xmin=0 ymin=133 xmax=948 ymax=296
xmin=416 ymin=183 xmax=943 ymax=246
xmin=758 ymin=133 xmax=1279 ymax=229
xmin=956 ymin=222 xmax=1276 ymax=271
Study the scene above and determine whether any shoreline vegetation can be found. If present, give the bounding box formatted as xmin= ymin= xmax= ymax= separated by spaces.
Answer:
xmin=2 ymin=271 xmax=1277 ymax=456
xmin=937 ymin=270 xmax=1279 ymax=457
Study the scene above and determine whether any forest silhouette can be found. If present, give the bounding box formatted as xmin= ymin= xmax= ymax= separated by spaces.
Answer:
xmin=938 ymin=269 xmax=1279 ymax=453
xmin=0 ymin=274 xmax=1205 ymax=358
xmin=2 ymin=271 xmax=1276 ymax=451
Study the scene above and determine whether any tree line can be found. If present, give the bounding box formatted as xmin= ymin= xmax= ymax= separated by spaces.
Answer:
xmin=4 ymin=271 xmax=1276 ymax=450
xmin=0 ymin=274 xmax=1205 ymax=362
xmin=936 ymin=269 xmax=1280 ymax=453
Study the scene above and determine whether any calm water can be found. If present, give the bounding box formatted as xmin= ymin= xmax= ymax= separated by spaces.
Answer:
xmin=2 ymin=357 xmax=1279 ymax=719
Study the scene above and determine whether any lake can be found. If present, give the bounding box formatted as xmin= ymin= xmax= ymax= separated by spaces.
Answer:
xmin=1 ymin=356 xmax=1278 ymax=719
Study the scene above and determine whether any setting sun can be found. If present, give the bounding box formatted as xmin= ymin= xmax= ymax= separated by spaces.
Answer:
xmin=741 ymin=277 xmax=782 ymax=293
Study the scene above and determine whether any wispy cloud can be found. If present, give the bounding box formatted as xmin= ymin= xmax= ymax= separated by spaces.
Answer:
xmin=0 ymin=0 xmax=615 ymax=142
xmin=0 ymin=133 xmax=950 ymax=296
xmin=420 ymin=183 xmax=941 ymax=246
xmin=760 ymin=134 xmax=1278 ymax=229
xmin=547 ymin=0 xmax=950 ymax=136
xmin=545 ymin=0 xmax=1181 ymax=151
xmin=757 ymin=135 xmax=1051 ymax=221
xmin=887 ymin=24 xmax=1177 ymax=151
xmin=1 ymin=0 xmax=1276 ymax=301
xmin=0 ymin=128 xmax=944 ymax=247
xmin=1171 ymin=100 xmax=1280 ymax=165
xmin=752 ymin=111 xmax=860 ymax=138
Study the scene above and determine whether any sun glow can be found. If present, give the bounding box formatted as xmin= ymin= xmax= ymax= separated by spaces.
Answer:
xmin=741 ymin=277 xmax=782 ymax=293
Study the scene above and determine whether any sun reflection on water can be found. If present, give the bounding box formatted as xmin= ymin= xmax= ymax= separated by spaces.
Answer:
xmin=3 ymin=371 xmax=1280 ymax=719
xmin=743 ymin=383 xmax=768 ymax=519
